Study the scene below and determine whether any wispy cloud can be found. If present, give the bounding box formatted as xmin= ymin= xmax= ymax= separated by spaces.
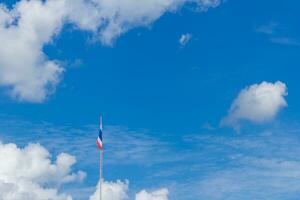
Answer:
xmin=255 ymin=22 xmax=300 ymax=46
xmin=270 ymin=37 xmax=300 ymax=46
xmin=0 ymin=117 xmax=175 ymax=200
xmin=255 ymin=22 xmax=278 ymax=35
xmin=0 ymin=119 xmax=180 ymax=168
xmin=181 ymin=127 xmax=300 ymax=200
xmin=3 ymin=116 xmax=300 ymax=199
xmin=202 ymin=122 xmax=217 ymax=131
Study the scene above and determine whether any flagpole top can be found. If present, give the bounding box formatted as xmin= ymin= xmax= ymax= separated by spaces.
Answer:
xmin=99 ymin=115 xmax=103 ymax=129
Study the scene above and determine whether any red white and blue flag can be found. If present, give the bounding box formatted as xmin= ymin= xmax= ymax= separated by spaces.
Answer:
xmin=96 ymin=116 xmax=103 ymax=151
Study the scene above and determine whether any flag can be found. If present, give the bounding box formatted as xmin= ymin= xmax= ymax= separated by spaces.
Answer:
xmin=96 ymin=116 xmax=103 ymax=151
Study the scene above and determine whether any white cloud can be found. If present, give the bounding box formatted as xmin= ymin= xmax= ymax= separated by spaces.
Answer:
xmin=0 ymin=141 xmax=85 ymax=200
xmin=135 ymin=189 xmax=169 ymax=200
xmin=179 ymin=33 xmax=192 ymax=46
xmin=0 ymin=0 xmax=221 ymax=102
xmin=89 ymin=180 xmax=168 ymax=200
xmin=89 ymin=180 xmax=129 ymax=200
xmin=0 ymin=1 xmax=65 ymax=102
xmin=88 ymin=0 xmax=221 ymax=45
xmin=221 ymin=81 xmax=288 ymax=129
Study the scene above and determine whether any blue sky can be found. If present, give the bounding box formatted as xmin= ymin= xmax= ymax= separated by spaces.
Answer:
xmin=1 ymin=0 xmax=300 ymax=199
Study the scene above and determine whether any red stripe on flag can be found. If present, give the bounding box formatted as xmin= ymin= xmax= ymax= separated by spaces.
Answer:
xmin=96 ymin=139 xmax=103 ymax=150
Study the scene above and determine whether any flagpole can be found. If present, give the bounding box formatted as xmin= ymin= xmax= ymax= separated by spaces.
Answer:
xmin=100 ymin=150 xmax=103 ymax=200
xmin=99 ymin=116 xmax=103 ymax=200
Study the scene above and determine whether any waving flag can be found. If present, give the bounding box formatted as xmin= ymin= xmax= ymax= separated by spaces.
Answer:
xmin=96 ymin=116 xmax=103 ymax=151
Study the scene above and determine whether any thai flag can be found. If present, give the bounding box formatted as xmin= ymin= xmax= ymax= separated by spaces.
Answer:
xmin=96 ymin=116 xmax=103 ymax=151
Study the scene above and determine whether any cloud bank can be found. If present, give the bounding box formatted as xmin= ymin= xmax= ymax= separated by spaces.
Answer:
xmin=0 ymin=141 xmax=85 ymax=200
xmin=222 ymin=81 xmax=288 ymax=129
xmin=0 ymin=138 xmax=168 ymax=200
xmin=4 ymin=117 xmax=300 ymax=199
xmin=0 ymin=0 xmax=221 ymax=102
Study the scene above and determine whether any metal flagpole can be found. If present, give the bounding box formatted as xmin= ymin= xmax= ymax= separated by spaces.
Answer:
xmin=100 ymin=150 xmax=103 ymax=200
xmin=99 ymin=116 xmax=103 ymax=200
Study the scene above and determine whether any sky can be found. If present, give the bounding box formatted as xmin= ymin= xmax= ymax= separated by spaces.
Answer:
xmin=0 ymin=0 xmax=300 ymax=199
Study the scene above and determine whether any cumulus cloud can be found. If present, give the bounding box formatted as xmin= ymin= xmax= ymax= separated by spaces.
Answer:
xmin=0 ymin=134 xmax=169 ymax=200
xmin=89 ymin=180 xmax=168 ymax=200
xmin=221 ymin=81 xmax=288 ymax=129
xmin=179 ymin=33 xmax=192 ymax=46
xmin=89 ymin=180 xmax=129 ymax=200
xmin=0 ymin=1 xmax=65 ymax=102
xmin=89 ymin=0 xmax=220 ymax=45
xmin=0 ymin=141 xmax=85 ymax=200
xmin=0 ymin=0 xmax=221 ymax=102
